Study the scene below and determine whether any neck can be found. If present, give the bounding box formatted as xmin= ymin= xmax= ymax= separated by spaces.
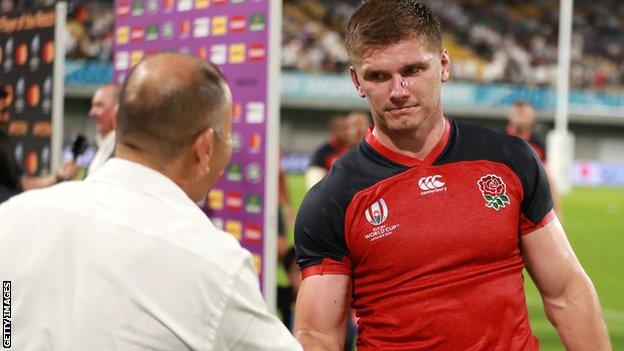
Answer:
xmin=372 ymin=114 xmax=446 ymax=160
xmin=116 ymin=142 xmax=197 ymax=200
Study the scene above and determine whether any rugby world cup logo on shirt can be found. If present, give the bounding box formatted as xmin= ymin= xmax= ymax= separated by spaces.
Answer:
xmin=365 ymin=199 xmax=388 ymax=226
xmin=477 ymin=174 xmax=510 ymax=211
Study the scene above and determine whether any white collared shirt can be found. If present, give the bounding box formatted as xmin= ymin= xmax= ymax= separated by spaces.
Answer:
xmin=0 ymin=158 xmax=301 ymax=351
xmin=87 ymin=130 xmax=116 ymax=175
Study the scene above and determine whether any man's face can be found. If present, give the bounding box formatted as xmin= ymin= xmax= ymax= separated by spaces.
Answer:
xmin=508 ymin=104 xmax=536 ymax=131
xmin=89 ymin=87 xmax=117 ymax=135
xmin=332 ymin=117 xmax=356 ymax=147
xmin=351 ymin=38 xmax=450 ymax=135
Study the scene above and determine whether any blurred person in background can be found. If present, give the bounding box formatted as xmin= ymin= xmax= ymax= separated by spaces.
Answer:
xmin=87 ymin=83 xmax=119 ymax=175
xmin=0 ymin=53 xmax=302 ymax=350
xmin=0 ymin=84 xmax=79 ymax=204
xmin=506 ymin=100 xmax=561 ymax=217
xmin=294 ymin=1 xmax=610 ymax=350
xmin=305 ymin=112 xmax=366 ymax=189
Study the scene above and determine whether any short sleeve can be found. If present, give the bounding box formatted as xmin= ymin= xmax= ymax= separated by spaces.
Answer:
xmin=510 ymin=139 xmax=555 ymax=234
xmin=294 ymin=181 xmax=351 ymax=277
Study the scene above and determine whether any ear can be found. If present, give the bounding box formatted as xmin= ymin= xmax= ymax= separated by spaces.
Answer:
xmin=350 ymin=66 xmax=366 ymax=98
xmin=193 ymin=127 xmax=215 ymax=172
xmin=440 ymin=49 xmax=451 ymax=82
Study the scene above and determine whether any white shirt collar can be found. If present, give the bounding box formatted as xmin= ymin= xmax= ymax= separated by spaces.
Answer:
xmin=87 ymin=158 xmax=198 ymax=210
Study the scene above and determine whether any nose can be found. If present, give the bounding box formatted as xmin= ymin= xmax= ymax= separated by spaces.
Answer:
xmin=389 ymin=76 xmax=409 ymax=105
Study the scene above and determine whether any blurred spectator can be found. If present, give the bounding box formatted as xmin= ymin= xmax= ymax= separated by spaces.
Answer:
xmin=87 ymin=83 xmax=119 ymax=175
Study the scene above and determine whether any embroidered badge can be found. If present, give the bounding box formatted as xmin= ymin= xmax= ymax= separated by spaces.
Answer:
xmin=477 ymin=174 xmax=510 ymax=211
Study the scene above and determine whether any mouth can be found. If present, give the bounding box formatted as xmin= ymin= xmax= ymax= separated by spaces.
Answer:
xmin=387 ymin=105 xmax=418 ymax=114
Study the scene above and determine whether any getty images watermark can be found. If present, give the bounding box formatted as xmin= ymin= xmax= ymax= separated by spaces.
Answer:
xmin=2 ymin=281 xmax=10 ymax=348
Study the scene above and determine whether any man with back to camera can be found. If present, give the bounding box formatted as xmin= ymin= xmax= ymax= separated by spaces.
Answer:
xmin=87 ymin=82 xmax=120 ymax=175
xmin=0 ymin=53 xmax=302 ymax=350
xmin=294 ymin=1 xmax=610 ymax=350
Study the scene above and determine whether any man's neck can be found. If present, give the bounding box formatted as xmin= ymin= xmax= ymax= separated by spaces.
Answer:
xmin=372 ymin=114 xmax=446 ymax=160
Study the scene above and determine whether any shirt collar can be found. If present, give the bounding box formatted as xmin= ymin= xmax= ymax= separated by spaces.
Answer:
xmin=95 ymin=130 xmax=116 ymax=147
xmin=365 ymin=117 xmax=451 ymax=167
xmin=87 ymin=158 xmax=198 ymax=210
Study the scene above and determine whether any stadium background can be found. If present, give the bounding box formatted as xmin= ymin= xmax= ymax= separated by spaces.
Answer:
xmin=2 ymin=0 xmax=623 ymax=348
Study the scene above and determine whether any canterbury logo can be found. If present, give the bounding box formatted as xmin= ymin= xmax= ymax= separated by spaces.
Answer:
xmin=418 ymin=175 xmax=445 ymax=191
xmin=365 ymin=199 xmax=388 ymax=226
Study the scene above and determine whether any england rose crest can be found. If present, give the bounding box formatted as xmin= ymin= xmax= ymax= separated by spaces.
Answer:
xmin=477 ymin=174 xmax=510 ymax=211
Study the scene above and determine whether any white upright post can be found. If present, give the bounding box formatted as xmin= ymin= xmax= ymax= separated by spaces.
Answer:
xmin=547 ymin=0 xmax=575 ymax=194
xmin=263 ymin=0 xmax=283 ymax=312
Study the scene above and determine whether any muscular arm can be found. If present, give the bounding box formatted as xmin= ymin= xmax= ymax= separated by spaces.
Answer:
xmin=294 ymin=274 xmax=350 ymax=351
xmin=521 ymin=217 xmax=610 ymax=350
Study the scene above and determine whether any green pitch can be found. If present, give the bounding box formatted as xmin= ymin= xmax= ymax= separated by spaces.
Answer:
xmin=286 ymin=174 xmax=624 ymax=349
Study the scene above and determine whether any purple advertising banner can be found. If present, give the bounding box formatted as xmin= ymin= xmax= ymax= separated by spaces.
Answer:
xmin=114 ymin=0 xmax=272 ymax=290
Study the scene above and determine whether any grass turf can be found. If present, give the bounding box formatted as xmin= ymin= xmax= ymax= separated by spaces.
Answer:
xmin=286 ymin=174 xmax=624 ymax=349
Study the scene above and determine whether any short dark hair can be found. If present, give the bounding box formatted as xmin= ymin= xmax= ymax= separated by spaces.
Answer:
xmin=117 ymin=55 xmax=228 ymax=161
xmin=0 ymin=85 xmax=7 ymax=98
xmin=345 ymin=0 xmax=442 ymax=63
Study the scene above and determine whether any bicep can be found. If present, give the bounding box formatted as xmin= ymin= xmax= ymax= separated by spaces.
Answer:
xmin=520 ymin=216 xmax=586 ymax=298
xmin=294 ymin=274 xmax=350 ymax=351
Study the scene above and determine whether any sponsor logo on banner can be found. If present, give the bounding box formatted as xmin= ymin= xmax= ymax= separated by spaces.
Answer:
xmin=179 ymin=20 xmax=191 ymax=38
xmin=210 ymin=217 xmax=224 ymax=230
xmin=230 ymin=15 xmax=246 ymax=32
xmin=245 ymin=224 xmax=262 ymax=243
xmin=208 ymin=189 xmax=224 ymax=210
xmin=117 ymin=26 xmax=130 ymax=44
xmin=225 ymin=220 xmax=242 ymax=241
xmin=27 ymin=84 xmax=40 ymax=107
xmin=228 ymin=43 xmax=245 ymax=63
xmin=252 ymin=254 xmax=261 ymax=273
xmin=147 ymin=0 xmax=158 ymax=13
xmin=213 ymin=0 xmax=226 ymax=4
xmin=249 ymin=133 xmax=262 ymax=153
xmin=245 ymin=195 xmax=262 ymax=214
xmin=231 ymin=0 xmax=246 ymax=3
xmin=212 ymin=16 xmax=228 ymax=36
xmin=15 ymin=78 xmax=25 ymax=113
xmin=232 ymin=103 xmax=242 ymax=122
xmin=131 ymin=51 xmax=144 ymax=66
xmin=131 ymin=0 xmax=144 ymax=15
xmin=163 ymin=0 xmax=174 ymax=12
xmin=3 ymin=39 xmax=14 ymax=72
xmin=226 ymin=192 xmax=243 ymax=210
xmin=117 ymin=1 xmax=131 ymax=16
xmin=477 ymin=174 xmax=510 ymax=211
xmin=42 ymin=77 xmax=51 ymax=113
xmin=178 ymin=47 xmax=191 ymax=54
xmin=131 ymin=25 xmax=145 ymax=42
xmin=210 ymin=44 xmax=227 ymax=64
xmin=161 ymin=21 xmax=175 ymax=39
xmin=193 ymin=17 xmax=210 ymax=38
xmin=115 ymin=51 xmax=130 ymax=70
xmin=195 ymin=0 xmax=209 ymax=9
xmin=249 ymin=43 xmax=266 ymax=61
xmin=249 ymin=13 xmax=266 ymax=31
xmin=146 ymin=24 xmax=159 ymax=41
xmin=246 ymin=163 xmax=262 ymax=184
xmin=226 ymin=163 xmax=243 ymax=181
xmin=29 ymin=35 xmax=40 ymax=71
xmin=231 ymin=132 xmax=243 ymax=152
xmin=246 ymin=102 xmax=264 ymax=123
xmin=8 ymin=121 xmax=28 ymax=136
xmin=32 ymin=121 xmax=51 ymax=137
xmin=177 ymin=0 xmax=192 ymax=11
xmin=418 ymin=175 xmax=447 ymax=195
xmin=15 ymin=43 xmax=28 ymax=66
xmin=196 ymin=47 xmax=207 ymax=59
xmin=25 ymin=151 xmax=38 ymax=175
xmin=42 ymin=41 xmax=54 ymax=63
